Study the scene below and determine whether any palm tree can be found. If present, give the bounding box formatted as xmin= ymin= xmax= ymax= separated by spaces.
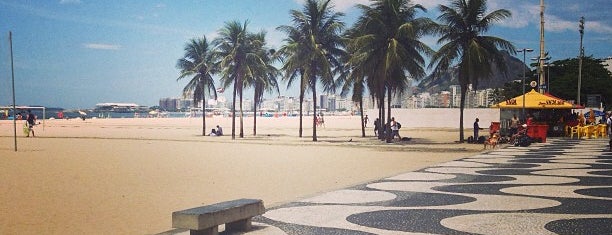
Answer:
xmin=337 ymin=55 xmax=367 ymax=137
xmin=348 ymin=0 xmax=435 ymax=139
xmin=214 ymin=20 xmax=266 ymax=139
xmin=279 ymin=0 xmax=345 ymax=141
xmin=247 ymin=33 xmax=280 ymax=136
xmin=275 ymin=29 xmax=309 ymax=137
xmin=176 ymin=36 xmax=217 ymax=136
xmin=429 ymin=0 xmax=515 ymax=142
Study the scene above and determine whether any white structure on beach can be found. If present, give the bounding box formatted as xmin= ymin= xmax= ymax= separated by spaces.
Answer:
xmin=95 ymin=103 xmax=148 ymax=112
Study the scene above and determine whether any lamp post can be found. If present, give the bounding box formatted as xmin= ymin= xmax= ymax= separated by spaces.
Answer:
xmin=578 ymin=16 xmax=584 ymax=106
xmin=520 ymin=48 xmax=534 ymax=122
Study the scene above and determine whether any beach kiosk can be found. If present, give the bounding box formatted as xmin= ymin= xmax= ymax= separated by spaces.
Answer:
xmin=491 ymin=89 xmax=575 ymax=142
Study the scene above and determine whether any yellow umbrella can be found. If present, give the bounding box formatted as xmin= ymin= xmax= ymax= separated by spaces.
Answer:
xmin=491 ymin=89 xmax=574 ymax=109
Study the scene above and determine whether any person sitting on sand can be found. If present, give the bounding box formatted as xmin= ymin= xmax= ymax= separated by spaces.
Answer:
xmin=209 ymin=129 xmax=217 ymax=136
xmin=216 ymin=125 xmax=223 ymax=136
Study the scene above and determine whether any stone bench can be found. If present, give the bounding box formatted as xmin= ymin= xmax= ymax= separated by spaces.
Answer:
xmin=172 ymin=198 xmax=265 ymax=235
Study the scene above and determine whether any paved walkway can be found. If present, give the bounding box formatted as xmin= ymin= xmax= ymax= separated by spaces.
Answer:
xmin=166 ymin=138 xmax=612 ymax=234
xmin=255 ymin=138 xmax=612 ymax=235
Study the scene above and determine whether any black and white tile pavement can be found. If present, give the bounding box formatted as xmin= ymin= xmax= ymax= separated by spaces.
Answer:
xmin=254 ymin=138 xmax=612 ymax=235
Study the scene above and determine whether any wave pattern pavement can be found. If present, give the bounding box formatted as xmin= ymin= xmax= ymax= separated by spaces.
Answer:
xmin=255 ymin=138 xmax=612 ymax=234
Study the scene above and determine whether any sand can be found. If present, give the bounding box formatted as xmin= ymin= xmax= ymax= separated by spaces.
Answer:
xmin=0 ymin=115 xmax=484 ymax=234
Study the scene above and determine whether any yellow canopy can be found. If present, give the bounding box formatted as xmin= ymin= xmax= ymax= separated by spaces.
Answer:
xmin=491 ymin=89 xmax=574 ymax=109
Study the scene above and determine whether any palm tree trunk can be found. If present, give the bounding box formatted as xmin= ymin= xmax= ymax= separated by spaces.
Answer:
xmin=202 ymin=88 xmax=206 ymax=136
xmin=378 ymin=98 xmax=383 ymax=139
xmin=459 ymin=84 xmax=467 ymax=142
xmin=379 ymin=85 xmax=386 ymax=140
xmin=312 ymin=79 xmax=318 ymax=142
xmin=253 ymin=91 xmax=258 ymax=136
xmin=299 ymin=91 xmax=304 ymax=138
xmin=359 ymin=98 xmax=365 ymax=137
xmin=299 ymin=73 xmax=305 ymax=138
xmin=231 ymin=78 xmax=237 ymax=140
xmin=387 ymin=88 xmax=392 ymax=122
xmin=239 ymin=86 xmax=244 ymax=138
xmin=386 ymin=88 xmax=392 ymax=142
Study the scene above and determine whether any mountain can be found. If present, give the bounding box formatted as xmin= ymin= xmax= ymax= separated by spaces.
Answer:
xmin=416 ymin=51 xmax=529 ymax=93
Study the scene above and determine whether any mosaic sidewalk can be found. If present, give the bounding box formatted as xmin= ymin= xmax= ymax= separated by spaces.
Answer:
xmin=253 ymin=138 xmax=612 ymax=235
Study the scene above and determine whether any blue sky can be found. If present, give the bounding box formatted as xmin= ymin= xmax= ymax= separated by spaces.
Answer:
xmin=0 ymin=0 xmax=610 ymax=109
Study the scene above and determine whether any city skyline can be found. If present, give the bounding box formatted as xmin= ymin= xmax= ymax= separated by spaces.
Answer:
xmin=1 ymin=0 xmax=610 ymax=109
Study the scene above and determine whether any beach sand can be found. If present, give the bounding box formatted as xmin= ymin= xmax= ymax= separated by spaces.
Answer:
xmin=1 ymin=116 xmax=484 ymax=234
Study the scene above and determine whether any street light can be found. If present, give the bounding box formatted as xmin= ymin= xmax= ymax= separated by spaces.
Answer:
xmin=520 ymin=48 xmax=534 ymax=122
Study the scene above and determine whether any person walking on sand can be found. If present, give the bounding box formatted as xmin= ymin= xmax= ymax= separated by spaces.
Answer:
xmin=26 ymin=110 xmax=36 ymax=137
xmin=390 ymin=117 xmax=401 ymax=141
xmin=364 ymin=115 xmax=369 ymax=128
xmin=318 ymin=113 xmax=325 ymax=128
xmin=374 ymin=118 xmax=380 ymax=136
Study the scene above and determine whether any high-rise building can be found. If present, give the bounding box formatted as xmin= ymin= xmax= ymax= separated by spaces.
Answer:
xmin=319 ymin=94 xmax=328 ymax=110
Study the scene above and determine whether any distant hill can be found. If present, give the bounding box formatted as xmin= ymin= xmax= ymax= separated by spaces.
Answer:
xmin=417 ymin=51 xmax=529 ymax=93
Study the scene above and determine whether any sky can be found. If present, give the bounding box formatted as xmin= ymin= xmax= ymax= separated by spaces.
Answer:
xmin=0 ymin=0 xmax=610 ymax=109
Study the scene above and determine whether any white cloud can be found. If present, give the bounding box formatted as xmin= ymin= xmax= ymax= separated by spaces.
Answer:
xmin=294 ymin=0 xmax=447 ymax=12
xmin=59 ymin=0 xmax=81 ymax=4
xmin=412 ymin=0 xmax=446 ymax=10
xmin=488 ymin=1 xmax=537 ymax=28
xmin=488 ymin=0 xmax=612 ymax=34
xmin=331 ymin=0 xmax=369 ymax=11
xmin=83 ymin=43 xmax=121 ymax=50
xmin=585 ymin=21 xmax=612 ymax=34
xmin=294 ymin=0 xmax=369 ymax=12
xmin=264 ymin=27 xmax=285 ymax=49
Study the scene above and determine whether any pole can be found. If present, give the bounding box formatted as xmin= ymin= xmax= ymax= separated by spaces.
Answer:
xmin=521 ymin=48 xmax=533 ymax=122
xmin=522 ymin=50 xmax=526 ymax=122
xmin=546 ymin=65 xmax=549 ymax=93
xmin=546 ymin=64 xmax=552 ymax=93
xmin=577 ymin=16 xmax=584 ymax=105
xmin=538 ymin=0 xmax=546 ymax=93
xmin=10 ymin=31 xmax=17 ymax=151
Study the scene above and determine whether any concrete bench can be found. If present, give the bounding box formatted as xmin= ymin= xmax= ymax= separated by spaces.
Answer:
xmin=172 ymin=199 xmax=265 ymax=235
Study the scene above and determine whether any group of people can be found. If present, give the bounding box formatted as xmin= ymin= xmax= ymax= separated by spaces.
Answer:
xmin=208 ymin=125 xmax=223 ymax=136
xmin=372 ymin=116 xmax=403 ymax=142
xmin=316 ymin=114 xmax=325 ymax=127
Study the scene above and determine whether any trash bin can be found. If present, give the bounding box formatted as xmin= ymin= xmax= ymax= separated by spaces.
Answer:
xmin=527 ymin=124 xmax=549 ymax=143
